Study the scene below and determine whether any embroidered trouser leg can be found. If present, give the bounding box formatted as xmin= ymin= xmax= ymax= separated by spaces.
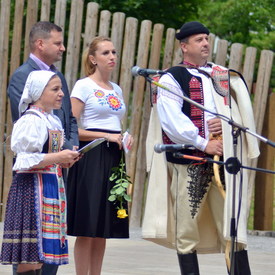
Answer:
xmin=168 ymin=162 xmax=226 ymax=254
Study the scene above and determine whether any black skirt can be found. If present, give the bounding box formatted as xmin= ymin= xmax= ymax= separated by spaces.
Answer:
xmin=67 ymin=134 xmax=129 ymax=238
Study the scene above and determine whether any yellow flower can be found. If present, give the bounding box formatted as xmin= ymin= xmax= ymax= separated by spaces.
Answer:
xmin=117 ymin=209 xmax=128 ymax=219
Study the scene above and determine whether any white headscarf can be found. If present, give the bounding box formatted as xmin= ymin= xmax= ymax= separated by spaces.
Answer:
xmin=18 ymin=70 xmax=57 ymax=117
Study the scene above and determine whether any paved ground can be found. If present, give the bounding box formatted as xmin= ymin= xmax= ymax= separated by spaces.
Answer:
xmin=0 ymin=225 xmax=274 ymax=274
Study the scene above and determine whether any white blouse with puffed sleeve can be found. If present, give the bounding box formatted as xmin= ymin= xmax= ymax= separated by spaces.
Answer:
xmin=11 ymin=110 xmax=63 ymax=171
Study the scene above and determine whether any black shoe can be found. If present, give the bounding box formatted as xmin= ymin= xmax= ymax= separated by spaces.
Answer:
xmin=234 ymin=250 xmax=251 ymax=275
xmin=177 ymin=251 xmax=200 ymax=275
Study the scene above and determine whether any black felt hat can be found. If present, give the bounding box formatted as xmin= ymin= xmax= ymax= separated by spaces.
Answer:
xmin=175 ymin=21 xmax=209 ymax=41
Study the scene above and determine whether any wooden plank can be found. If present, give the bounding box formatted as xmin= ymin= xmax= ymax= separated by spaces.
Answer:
xmin=2 ymin=0 xmax=25 ymax=221
xmin=54 ymin=0 xmax=67 ymax=71
xmin=242 ymin=47 xmax=257 ymax=93
xmin=98 ymin=10 xmax=111 ymax=37
xmin=54 ymin=0 xmax=67 ymax=29
xmin=215 ymin=39 xmax=228 ymax=67
xmin=172 ymin=37 xmax=182 ymax=66
xmin=82 ymin=2 xmax=99 ymax=50
xmin=248 ymin=50 xmax=274 ymax=220
xmin=110 ymin=12 xmax=125 ymax=83
xmin=23 ymin=0 xmax=38 ymax=61
xmin=253 ymin=50 xmax=274 ymax=134
xmin=9 ymin=0 xmax=25 ymax=75
xmin=207 ymin=33 xmax=215 ymax=62
xmin=80 ymin=2 xmax=99 ymax=77
xmin=148 ymin=24 xmax=164 ymax=69
xmin=40 ymin=0 xmax=51 ymax=21
xmin=118 ymin=17 xmax=138 ymax=111
xmin=0 ymin=0 xmax=11 ymax=220
xmin=64 ymin=0 xmax=84 ymax=91
xmin=130 ymin=23 xmax=164 ymax=226
xmin=162 ymin=28 xmax=175 ymax=69
xmin=228 ymin=43 xmax=243 ymax=72
xmin=254 ymin=93 xmax=275 ymax=230
xmin=122 ymin=18 xmax=151 ymax=155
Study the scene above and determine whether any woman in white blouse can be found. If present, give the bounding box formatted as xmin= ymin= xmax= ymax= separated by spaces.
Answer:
xmin=0 ymin=71 xmax=80 ymax=274
xmin=67 ymin=36 xmax=133 ymax=275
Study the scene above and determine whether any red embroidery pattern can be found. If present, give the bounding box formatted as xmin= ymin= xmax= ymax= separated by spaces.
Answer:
xmin=211 ymin=66 xmax=230 ymax=105
xmin=162 ymin=75 xmax=206 ymax=158
xmin=189 ymin=77 xmax=205 ymax=139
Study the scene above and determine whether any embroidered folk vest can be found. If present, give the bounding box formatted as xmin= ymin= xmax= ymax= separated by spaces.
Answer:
xmin=162 ymin=66 xmax=208 ymax=164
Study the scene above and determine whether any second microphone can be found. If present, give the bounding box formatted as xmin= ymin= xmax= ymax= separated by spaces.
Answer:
xmin=131 ymin=66 xmax=167 ymax=77
xmin=154 ymin=144 xmax=195 ymax=153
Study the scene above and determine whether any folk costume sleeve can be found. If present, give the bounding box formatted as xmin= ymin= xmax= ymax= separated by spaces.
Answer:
xmin=157 ymin=73 xmax=208 ymax=151
xmin=11 ymin=114 xmax=48 ymax=170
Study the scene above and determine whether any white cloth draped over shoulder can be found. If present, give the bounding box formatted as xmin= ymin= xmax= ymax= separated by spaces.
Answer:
xmin=11 ymin=109 xmax=64 ymax=171
xmin=142 ymin=65 xmax=260 ymax=253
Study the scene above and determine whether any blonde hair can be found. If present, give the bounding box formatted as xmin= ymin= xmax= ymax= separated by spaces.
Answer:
xmin=83 ymin=36 xmax=112 ymax=76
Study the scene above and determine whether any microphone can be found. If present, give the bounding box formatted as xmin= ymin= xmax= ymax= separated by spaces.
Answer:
xmin=154 ymin=144 xmax=195 ymax=153
xmin=131 ymin=66 xmax=167 ymax=77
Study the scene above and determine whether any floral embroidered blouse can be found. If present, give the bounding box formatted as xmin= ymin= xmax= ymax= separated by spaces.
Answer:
xmin=70 ymin=77 xmax=126 ymax=131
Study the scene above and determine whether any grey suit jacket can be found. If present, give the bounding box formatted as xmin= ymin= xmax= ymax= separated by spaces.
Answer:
xmin=7 ymin=57 xmax=79 ymax=149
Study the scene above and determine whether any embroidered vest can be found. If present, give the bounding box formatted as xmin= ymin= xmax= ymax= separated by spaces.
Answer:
xmin=163 ymin=66 xmax=208 ymax=164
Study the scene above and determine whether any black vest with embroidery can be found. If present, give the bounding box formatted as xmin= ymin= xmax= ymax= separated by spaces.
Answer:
xmin=163 ymin=66 xmax=209 ymax=164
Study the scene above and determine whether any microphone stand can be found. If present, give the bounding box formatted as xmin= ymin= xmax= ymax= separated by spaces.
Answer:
xmin=146 ymin=74 xmax=275 ymax=147
xmin=141 ymin=73 xmax=275 ymax=275
xmin=172 ymin=152 xmax=275 ymax=175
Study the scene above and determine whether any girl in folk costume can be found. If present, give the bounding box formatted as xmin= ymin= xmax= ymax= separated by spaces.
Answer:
xmin=0 ymin=71 xmax=80 ymax=274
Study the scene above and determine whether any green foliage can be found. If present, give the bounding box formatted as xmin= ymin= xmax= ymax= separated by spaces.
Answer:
xmin=199 ymin=0 xmax=275 ymax=51
xmin=90 ymin=0 xmax=207 ymax=29
xmin=199 ymin=0 xmax=275 ymax=91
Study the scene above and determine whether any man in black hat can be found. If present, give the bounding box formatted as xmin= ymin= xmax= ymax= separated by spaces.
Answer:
xmin=143 ymin=21 xmax=259 ymax=274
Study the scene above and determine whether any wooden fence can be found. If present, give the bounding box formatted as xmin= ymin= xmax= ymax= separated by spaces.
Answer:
xmin=0 ymin=0 xmax=274 ymax=230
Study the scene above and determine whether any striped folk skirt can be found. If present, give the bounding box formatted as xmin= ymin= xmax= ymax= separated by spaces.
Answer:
xmin=0 ymin=165 xmax=68 ymax=265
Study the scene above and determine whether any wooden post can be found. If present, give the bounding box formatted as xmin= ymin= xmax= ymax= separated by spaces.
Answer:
xmin=250 ymin=50 xmax=274 ymax=226
xmin=40 ymin=0 xmax=51 ymax=21
xmin=228 ymin=43 xmax=243 ymax=72
xmin=124 ymin=19 xmax=151 ymax=182
xmin=2 ymin=0 xmax=25 ymax=221
xmin=172 ymin=37 xmax=181 ymax=66
xmin=215 ymin=39 xmax=228 ymax=67
xmin=111 ymin=12 xmax=126 ymax=83
xmin=54 ymin=0 xmax=67 ymax=71
xmin=0 ymin=0 xmax=11 ymax=220
xmin=162 ymin=28 xmax=176 ymax=69
xmin=64 ymin=0 xmax=84 ymax=90
xmin=130 ymin=23 xmax=164 ymax=226
xmin=23 ymin=0 xmax=38 ymax=61
xmin=98 ymin=10 xmax=111 ymax=37
xmin=207 ymin=33 xmax=215 ymax=62
xmin=254 ymin=93 xmax=275 ymax=230
xmin=118 ymin=17 xmax=138 ymax=112
xmin=242 ymin=47 xmax=257 ymax=93
xmin=80 ymin=2 xmax=99 ymax=77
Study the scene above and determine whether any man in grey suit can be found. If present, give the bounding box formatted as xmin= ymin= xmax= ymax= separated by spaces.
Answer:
xmin=8 ymin=21 xmax=79 ymax=275
xmin=8 ymin=21 xmax=78 ymax=150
